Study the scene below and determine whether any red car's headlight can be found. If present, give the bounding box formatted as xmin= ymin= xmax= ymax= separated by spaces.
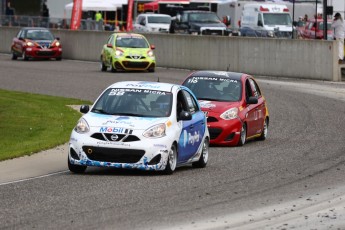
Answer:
xmin=220 ymin=107 xmax=239 ymax=120
xmin=26 ymin=41 xmax=34 ymax=47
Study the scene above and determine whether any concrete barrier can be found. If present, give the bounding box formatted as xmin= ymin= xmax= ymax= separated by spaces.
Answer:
xmin=0 ymin=27 xmax=340 ymax=81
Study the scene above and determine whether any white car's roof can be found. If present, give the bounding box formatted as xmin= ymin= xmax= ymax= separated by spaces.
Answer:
xmin=138 ymin=13 xmax=171 ymax=17
xmin=107 ymin=81 xmax=177 ymax=92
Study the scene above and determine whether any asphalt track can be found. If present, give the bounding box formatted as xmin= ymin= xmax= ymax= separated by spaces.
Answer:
xmin=1 ymin=54 xmax=345 ymax=230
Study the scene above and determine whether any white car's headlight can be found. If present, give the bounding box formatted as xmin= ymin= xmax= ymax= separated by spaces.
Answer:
xmin=74 ymin=118 xmax=90 ymax=133
xmin=220 ymin=107 xmax=238 ymax=120
xmin=143 ymin=123 xmax=166 ymax=138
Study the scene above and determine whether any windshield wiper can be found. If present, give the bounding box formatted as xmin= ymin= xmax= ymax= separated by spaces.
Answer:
xmin=91 ymin=109 xmax=110 ymax=114
xmin=198 ymin=97 xmax=218 ymax=101
xmin=111 ymin=113 xmax=141 ymax=117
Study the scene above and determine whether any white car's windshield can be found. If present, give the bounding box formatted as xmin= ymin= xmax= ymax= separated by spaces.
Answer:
xmin=92 ymin=88 xmax=172 ymax=117
xmin=263 ymin=13 xmax=292 ymax=26
xmin=184 ymin=77 xmax=242 ymax=102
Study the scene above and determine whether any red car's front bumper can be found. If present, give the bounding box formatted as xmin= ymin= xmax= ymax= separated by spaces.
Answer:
xmin=207 ymin=115 xmax=242 ymax=146
xmin=24 ymin=47 xmax=62 ymax=59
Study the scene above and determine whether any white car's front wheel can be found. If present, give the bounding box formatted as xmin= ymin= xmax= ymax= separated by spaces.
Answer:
xmin=163 ymin=144 xmax=177 ymax=174
xmin=68 ymin=156 xmax=87 ymax=174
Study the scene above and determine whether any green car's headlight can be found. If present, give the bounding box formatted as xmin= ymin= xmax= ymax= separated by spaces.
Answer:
xmin=115 ymin=48 xmax=124 ymax=57
xmin=74 ymin=118 xmax=90 ymax=133
xmin=147 ymin=50 xmax=154 ymax=57
xmin=143 ymin=123 xmax=166 ymax=138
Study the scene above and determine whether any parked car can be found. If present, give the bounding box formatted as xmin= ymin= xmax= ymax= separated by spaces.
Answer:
xmin=11 ymin=27 xmax=62 ymax=61
xmin=182 ymin=71 xmax=269 ymax=146
xmin=298 ymin=18 xmax=334 ymax=40
xmin=133 ymin=13 xmax=172 ymax=33
xmin=100 ymin=33 xmax=156 ymax=72
xmin=68 ymin=81 xmax=210 ymax=174
xmin=170 ymin=10 xmax=231 ymax=36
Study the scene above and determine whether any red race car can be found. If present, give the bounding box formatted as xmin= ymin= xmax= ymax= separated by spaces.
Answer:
xmin=182 ymin=71 xmax=269 ymax=146
xmin=11 ymin=27 xmax=62 ymax=61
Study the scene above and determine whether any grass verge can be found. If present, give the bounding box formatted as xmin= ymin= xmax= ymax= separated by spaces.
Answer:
xmin=0 ymin=89 xmax=91 ymax=161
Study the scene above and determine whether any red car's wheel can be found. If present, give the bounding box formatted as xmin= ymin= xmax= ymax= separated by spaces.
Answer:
xmin=23 ymin=51 xmax=29 ymax=61
xmin=258 ymin=117 xmax=268 ymax=140
xmin=238 ymin=123 xmax=247 ymax=146
xmin=11 ymin=51 xmax=17 ymax=60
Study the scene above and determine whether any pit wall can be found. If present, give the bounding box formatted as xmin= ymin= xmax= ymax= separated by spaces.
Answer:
xmin=0 ymin=27 xmax=340 ymax=81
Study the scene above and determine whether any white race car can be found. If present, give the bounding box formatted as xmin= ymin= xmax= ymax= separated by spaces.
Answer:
xmin=68 ymin=81 xmax=210 ymax=174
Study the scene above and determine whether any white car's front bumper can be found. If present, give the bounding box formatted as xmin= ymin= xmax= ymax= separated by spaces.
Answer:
xmin=68 ymin=130 xmax=173 ymax=171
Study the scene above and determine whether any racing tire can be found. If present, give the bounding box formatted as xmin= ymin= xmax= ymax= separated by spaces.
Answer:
xmin=101 ymin=60 xmax=107 ymax=72
xmin=258 ymin=117 xmax=268 ymax=141
xmin=238 ymin=123 xmax=247 ymax=146
xmin=56 ymin=57 xmax=62 ymax=61
xmin=110 ymin=59 xmax=117 ymax=73
xmin=23 ymin=52 xmax=29 ymax=61
xmin=68 ymin=157 xmax=87 ymax=173
xmin=163 ymin=144 xmax=177 ymax=175
xmin=192 ymin=138 xmax=209 ymax=168
xmin=148 ymin=68 xmax=155 ymax=73
xmin=11 ymin=52 xmax=17 ymax=60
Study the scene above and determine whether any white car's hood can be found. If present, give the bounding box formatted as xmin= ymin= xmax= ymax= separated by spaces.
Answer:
xmin=264 ymin=25 xmax=292 ymax=32
xmin=83 ymin=113 xmax=168 ymax=131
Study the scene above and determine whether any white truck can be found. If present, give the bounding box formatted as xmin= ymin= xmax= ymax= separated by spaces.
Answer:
xmin=133 ymin=13 xmax=172 ymax=33
xmin=240 ymin=3 xmax=293 ymax=38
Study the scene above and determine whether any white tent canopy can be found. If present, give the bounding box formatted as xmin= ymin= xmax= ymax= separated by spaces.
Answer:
xmin=65 ymin=0 xmax=127 ymax=11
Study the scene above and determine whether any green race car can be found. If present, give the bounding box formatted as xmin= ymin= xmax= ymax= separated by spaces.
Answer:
xmin=100 ymin=33 xmax=156 ymax=72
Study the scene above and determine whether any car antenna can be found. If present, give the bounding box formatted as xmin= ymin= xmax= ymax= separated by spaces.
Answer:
xmin=157 ymin=77 xmax=160 ymax=82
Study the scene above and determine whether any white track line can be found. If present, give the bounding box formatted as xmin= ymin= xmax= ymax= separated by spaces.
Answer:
xmin=0 ymin=170 xmax=69 ymax=186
